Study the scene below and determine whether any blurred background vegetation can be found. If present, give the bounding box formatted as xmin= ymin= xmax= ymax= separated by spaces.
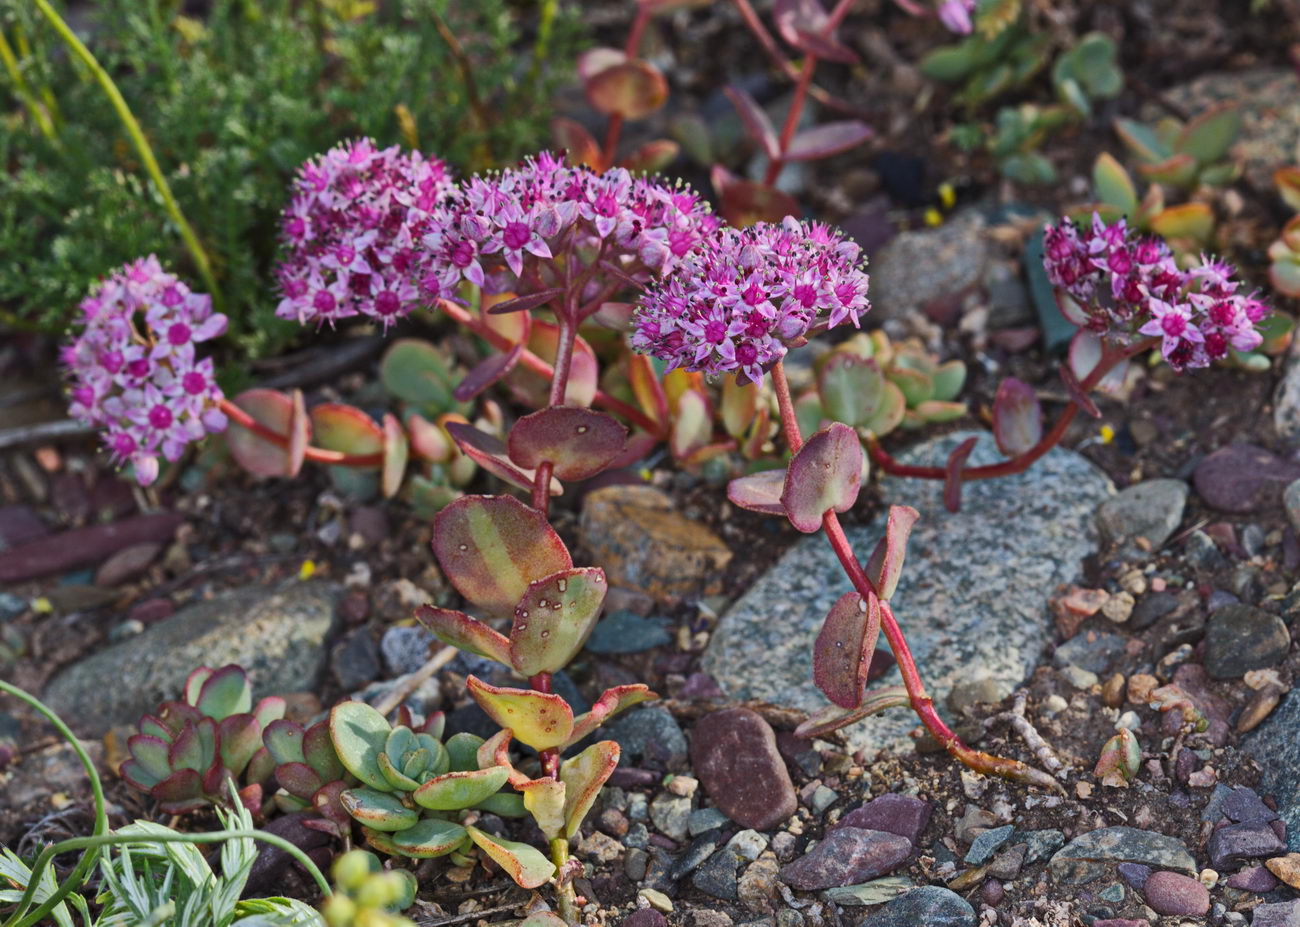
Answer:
xmin=0 ymin=0 xmax=583 ymax=357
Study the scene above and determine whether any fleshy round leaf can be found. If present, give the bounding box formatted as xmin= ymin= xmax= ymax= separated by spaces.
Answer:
xmin=727 ymin=469 xmax=787 ymax=516
xmin=412 ymin=766 xmax=511 ymax=811
xmin=1093 ymin=152 xmax=1138 ymax=214
xmin=1149 ymin=202 xmax=1213 ymax=243
xmin=302 ymin=721 xmax=343 ymax=781
xmin=454 ymin=340 xmax=525 ymax=404
xmin=1138 ymin=154 xmax=1199 ymax=189
xmin=577 ymin=47 xmax=626 ymax=82
xmin=863 ymin=505 xmax=918 ymax=601
xmin=445 ymin=422 xmax=562 ymax=497
xmin=620 ymin=138 xmax=680 ymax=173
xmin=818 ymin=353 xmax=884 ymax=428
xmin=560 ymin=740 xmax=620 ymax=839
xmin=226 ymin=390 xmax=298 ymax=478
xmin=406 ymin=413 xmax=454 ymax=463
xmin=886 ymin=366 xmax=934 ymax=407
xmin=276 ymin=761 xmax=325 ymax=801
xmin=507 ymin=407 xmax=628 ymax=480
xmin=566 ymin=684 xmax=657 ymax=747
xmin=125 ymin=734 xmax=171 ymax=783
xmin=1174 ymin=103 xmax=1240 ymax=164
xmin=992 ymin=378 xmax=1043 ymax=457
xmin=380 ymin=339 xmax=458 ymax=410
xmin=329 ymin=701 xmax=393 ymax=791
xmin=445 ymin=732 xmax=486 ymax=773
xmin=785 ymin=120 xmax=874 ymax=162
xmin=195 ymin=665 xmax=252 ymax=719
xmin=720 ymin=377 xmax=759 ymax=440
xmin=943 ymin=435 xmax=979 ymax=514
xmin=465 ymin=676 xmax=574 ymax=752
xmin=381 ymin=413 xmax=408 ymax=499
xmin=510 ymin=567 xmax=608 ymax=676
xmin=861 ymin=381 xmax=907 ymax=437
xmin=466 ymin=825 xmax=557 ymax=889
xmin=390 ymin=818 xmax=468 ymax=858
xmin=184 ymin=667 xmax=214 ymax=705
xmin=263 ymin=720 xmax=306 ymax=766
xmin=339 ymin=787 xmax=420 ymax=831
xmin=217 ymin=714 xmax=262 ymax=776
xmin=151 ymin=768 xmax=207 ymax=813
xmin=312 ymin=403 xmax=383 ymax=498
xmin=781 ymin=423 xmax=864 ymax=533
xmin=670 ymin=388 xmax=713 ymax=462
xmin=813 ymin=590 xmax=881 ymax=710
xmin=377 ymin=751 xmax=420 ymax=792
xmin=476 ymin=792 xmax=528 ymax=817
xmin=930 ymin=360 xmax=967 ymax=403
xmin=585 ymin=58 xmax=668 ymax=120
xmin=507 ymin=321 xmax=599 ymax=408
xmin=415 ymin=605 xmax=512 ymax=665
xmin=432 ymin=494 xmax=573 ymax=617
xmin=519 ymin=778 xmax=567 ymax=840
xmin=552 ymin=117 xmax=602 ymax=169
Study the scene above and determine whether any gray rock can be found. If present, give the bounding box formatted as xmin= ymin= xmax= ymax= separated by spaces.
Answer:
xmin=650 ymin=792 xmax=692 ymax=842
xmin=856 ymin=885 xmax=975 ymax=927
xmin=1095 ymin=479 xmax=1187 ymax=550
xmin=1203 ymin=605 xmax=1291 ymax=679
xmin=689 ymin=807 xmax=731 ymax=836
xmin=605 ymin=705 xmax=689 ymax=770
xmin=704 ymin=432 xmax=1112 ymax=750
xmin=692 ymin=848 xmax=741 ymax=901
xmin=1208 ymin=821 xmax=1287 ymax=870
xmin=1246 ymin=688 xmax=1300 ymax=851
xmin=965 ymin=824 xmax=1014 ymax=865
xmin=379 ymin=625 xmax=435 ymax=677
xmin=779 ymin=828 xmax=912 ymax=890
xmin=331 ymin=627 xmax=380 ymax=690
xmin=868 ymin=211 xmax=990 ymax=323
xmin=1253 ymin=900 xmax=1300 ymax=927
xmin=1049 ymin=827 xmax=1195 ymax=884
xmin=586 ymin=610 xmax=672 ymax=654
xmin=45 ymin=581 xmax=341 ymax=735
xmin=1287 ymin=480 xmax=1300 ymax=535
xmin=1053 ymin=632 xmax=1125 ymax=675
xmin=1021 ymin=829 xmax=1065 ymax=864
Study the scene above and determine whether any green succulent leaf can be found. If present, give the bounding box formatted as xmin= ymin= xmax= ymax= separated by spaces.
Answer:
xmin=475 ymin=792 xmax=528 ymax=817
xmin=465 ymin=677 xmax=574 ymax=752
xmin=412 ymin=766 xmax=511 ymax=811
xmin=329 ymin=701 xmax=394 ymax=791
xmin=520 ymin=778 xmax=567 ymax=840
xmin=444 ymin=732 xmax=486 ymax=773
xmin=560 ymin=741 xmax=621 ymax=839
xmin=509 ymin=567 xmax=608 ymax=676
xmin=817 ymin=354 xmax=885 ymax=428
xmin=390 ymin=818 xmax=469 ymax=858
xmin=466 ymin=825 xmax=557 ymax=889
xmin=1174 ymin=103 xmax=1240 ymax=165
xmin=340 ymin=787 xmax=420 ymax=832
xmin=1092 ymin=153 xmax=1138 ymax=215
xmin=195 ymin=665 xmax=252 ymax=719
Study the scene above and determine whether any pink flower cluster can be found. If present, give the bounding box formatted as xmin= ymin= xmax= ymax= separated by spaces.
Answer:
xmin=1043 ymin=215 xmax=1268 ymax=371
xmin=631 ymin=217 xmax=872 ymax=383
xmin=64 ymin=257 xmax=228 ymax=485
xmin=275 ymin=138 xmax=452 ymax=328
xmin=419 ymin=152 xmax=719 ymax=301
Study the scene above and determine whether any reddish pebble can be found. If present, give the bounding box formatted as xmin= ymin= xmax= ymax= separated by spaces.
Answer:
xmin=1142 ymin=870 xmax=1209 ymax=917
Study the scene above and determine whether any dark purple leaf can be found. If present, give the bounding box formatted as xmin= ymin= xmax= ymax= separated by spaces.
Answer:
xmin=813 ymin=589 xmax=881 ymax=709
xmin=486 ymin=288 xmax=565 ymax=316
xmin=785 ymin=120 xmax=874 ymax=161
xmin=943 ymin=436 xmax=978 ymax=513
xmin=991 ymin=378 xmax=1046 ymax=455
xmin=781 ymin=422 xmax=863 ymax=532
xmin=506 ymin=407 xmax=628 ymax=480
xmin=724 ymin=85 xmax=779 ymax=160
xmin=454 ymin=340 xmax=524 ymax=403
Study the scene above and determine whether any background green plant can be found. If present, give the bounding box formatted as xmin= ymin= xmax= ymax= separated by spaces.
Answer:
xmin=0 ymin=0 xmax=582 ymax=357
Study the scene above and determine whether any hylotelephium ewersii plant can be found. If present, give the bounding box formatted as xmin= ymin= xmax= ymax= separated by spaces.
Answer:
xmin=65 ymin=132 xmax=1274 ymax=919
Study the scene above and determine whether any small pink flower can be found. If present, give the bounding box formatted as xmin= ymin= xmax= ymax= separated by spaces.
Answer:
xmin=936 ymin=0 xmax=974 ymax=34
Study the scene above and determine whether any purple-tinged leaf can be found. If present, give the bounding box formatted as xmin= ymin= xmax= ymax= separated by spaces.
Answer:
xmin=246 ymin=746 xmax=275 ymax=785
xmin=724 ymin=85 xmax=779 ymax=160
xmin=466 ymin=676 xmax=575 ymax=752
xmin=454 ymin=340 xmax=524 ymax=404
xmin=943 ymin=435 xmax=978 ymax=513
xmin=585 ymin=58 xmax=668 ymax=120
xmin=311 ymin=403 xmax=383 ymax=458
xmin=415 ymin=604 xmax=512 ymax=665
xmin=302 ymin=720 xmax=344 ymax=781
xmin=552 ymin=117 xmax=602 ymax=169
xmin=195 ymin=665 xmax=252 ymax=719
xmin=863 ymin=505 xmax=918 ymax=600
xmin=168 ymin=721 xmax=207 ymax=773
xmin=1054 ymin=290 xmax=1090 ymax=327
xmin=1094 ymin=727 xmax=1141 ymax=786
xmin=1058 ymin=361 xmax=1101 ymax=418
xmin=252 ymin=696 xmax=285 ymax=729
xmin=313 ymin=780 xmax=352 ymax=827
xmin=507 ymin=407 xmax=628 ymax=481
xmin=1067 ymin=329 xmax=1127 ymax=395
xmin=150 ymin=768 xmax=207 ymax=813
xmin=813 ymin=590 xmax=881 ymax=709
xmin=785 ymin=120 xmax=874 ymax=161
xmin=217 ymin=714 xmax=262 ymax=775
xmin=773 ymin=0 xmax=859 ymax=63
xmin=794 ymin=686 xmax=910 ymax=739
xmin=125 ymin=734 xmax=171 ymax=782
xmin=509 ymin=567 xmax=607 ymax=676
xmin=444 ymin=423 xmax=562 ymax=497
xmin=727 ymin=469 xmax=787 ymax=516
xmin=781 ymin=422 xmax=863 ymax=533
xmin=226 ymin=390 xmax=297 ymax=478
xmin=431 ymin=494 xmax=572 ymax=616
xmin=560 ymin=740 xmax=620 ymax=838
xmin=263 ymin=719 xmax=306 ymax=766
xmin=486 ymin=288 xmax=565 ymax=316
xmin=121 ymin=759 xmax=163 ymax=792
xmin=618 ymin=139 xmax=680 ymax=173
xmin=184 ymin=667 xmax=214 ymax=706
xmin=381 ymin=413 xmax=408 ymax=499
xmin=406 ymin=413 xmax=454 ymax=463
xmin=992 ymin=378 xmax=1044 ymax=455
xmin=276 ymin=761 xmax=325 ymax=800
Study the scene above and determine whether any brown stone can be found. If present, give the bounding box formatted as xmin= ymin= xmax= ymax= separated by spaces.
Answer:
xmin=690 ymin=708 xmax=796 ymax=831
xmin=579 ymin=485 xmax=731 ymax=602
xmin=1266 ymin=852 xmax=1300 ymax=889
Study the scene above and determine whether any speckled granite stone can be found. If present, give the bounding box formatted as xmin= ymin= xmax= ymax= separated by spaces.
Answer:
xmin=702 ymin=431 xmax=1113 ymax=752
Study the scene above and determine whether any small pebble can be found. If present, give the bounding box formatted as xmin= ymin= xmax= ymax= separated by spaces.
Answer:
xmin=638 ymin=888 xmax=673 ymax=912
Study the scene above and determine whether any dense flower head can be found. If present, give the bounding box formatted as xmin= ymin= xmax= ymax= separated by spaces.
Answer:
xmin=64 ymin=257 xmax=228 ymax=485
xmin=418 ymin=152 xmax=719 ymax=301
xmin=1042 ymin=214 xmax=1269 ymax=372
xmin=275 ymin=137 xmax=452 ymax=328
xmin=631 ymin=217 xmax=872 ymax=383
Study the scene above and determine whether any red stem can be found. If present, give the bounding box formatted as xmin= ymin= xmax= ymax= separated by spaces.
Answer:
xmin=765 ymin=52 xmax=817 ymax=186
xmin=219 ymin=398 xmax=384 ymax=468
xmin=769 ymin=361 xmax=1061 ymax=792
xmin=598 ymin=4 xmax=653 ymax=168
xmin=437 ymin=299 xmax=660 ymax=434
xmin=530 ymin=672 xmax=562 ymax=778
xmin=532 ymin=461 xmax=553 ymax=515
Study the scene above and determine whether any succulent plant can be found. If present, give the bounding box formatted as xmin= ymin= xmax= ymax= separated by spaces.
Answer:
xmin=321 ymin=850 xmax=417 ymax=927
xmin=1050 ymin=32 xmax=1122 ymax=117
xmin=1114 ymin=103 xmax=1242 ymax=190
xmin=327 ymin=699 xmax=538 ymax=871
xmin=795 ymin=332 xmax=967 ymax=444
xmin=120 ymin=665 xmax=284 ymax=814
xmin=920 ymin=18 xmax=1052 ymax=108
xmin=1270 ymin=169 xmax=1300 ymax=298
xmin=1094 ymin=728 xmax=1141 ymax=787
xmin=262 ymin=717 xmax=356 ymax=839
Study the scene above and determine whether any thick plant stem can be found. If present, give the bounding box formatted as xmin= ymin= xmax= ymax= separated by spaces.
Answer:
xmin=31 ymin=0 xmax=220 ymax=306
xmin=0 ymin=680 xmax=107 ymax=927
xmin=550 ymin=836 xmax=579 ymax=924
xmin=533 ymin=461 xmax=554 ymax=515
xmin=218 ymin=398 xmax=384 ymax=468
xmin=549 ymin=313 xmax=578 ymax=409
xmin=768 ymin=362 xmax=1062 ymax=793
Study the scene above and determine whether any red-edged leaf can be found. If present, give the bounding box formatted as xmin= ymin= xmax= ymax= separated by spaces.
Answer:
xmin=509 ymin=567 xmax=607 ymax=676
xmin=487 ymin=288 xmax=565 ymax=316
xmin=618 ymin=139 xmax=680 ymax=173
xmin=465 ymin=676 xmax=575 ymax=752
xmin=454 ymin=340 xmax=524 ymax=403
xmin=566 ymin=685 xmax=657 ymax=746
xmin=863 ymin=505 xmax=918 ymax=600
xmin=793 ymin=686 xmax=911 ymax=739
xmin=381 ymin=413 xmax=408 ymax=499
xmin=560 ymin=741 xmax=621 ymax=838
xmin=276 ymin=761 xmax=325 ymax=800
xmin=466 ymin=825 xmax=557 ymax=889
xmin=992 ymin=378 xmax=1044 ymax=455
xmin=785 ymin=120 xmax=874 ymax=161
xmin=415 ymin=605 xmax=512 ymax=665
xmin=727 ymin=469 xmax=787 ymax=516
xmin=507 ymin=407 xmax=628 ymax=480
xmin=444 ymin=423 xmax=562 ymax=497
xmin=943 ymin=435 xmax=978 ymax=513
xmin=724 ymin=85 xmax=779 ymax=160
xmin=431 ymin=494 xmax=573 ymax=617
xmin=1059 ymin=361 xmax=1101 ymax=418
xmin=551 ymin=117 xmax=602 ymax=169
xmin=406 ymin=413 xmax=454 ymax=462
xmin=813 ymin=589 xmax=881 ymax=709
xmin=781 ymin=422 xmax=863 ymax=532
xmin=585 ymin=59 xmax=668 ymax=120
xmin=773 ymin=0 xmax=858 ymax=63
xmin=712 ymin=165 xmax=800 ymax=227
xmin=286 ymin=389 xmax=309 ymax=477
xmin=577 ymin=47 xmax=627 ymax=82
xmin=226 ymin=389 xmax=297 ymax=478
xmin=629 ymin=354 xmax=670 ymax=433
xmin=1055 ymin=290 xmax=1091 ymax=327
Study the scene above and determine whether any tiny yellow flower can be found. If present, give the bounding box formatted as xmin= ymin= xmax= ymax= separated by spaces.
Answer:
xmin=938 ymin=181 xmax=956 ymax=210
xmin=923 ymin=207 xmax=943 ymax=227
xmin=1098 ymin=424 xmax=1115 ymax=445
xmin=33 ymin=597 xmax=52 ymax=614
xmin=299 ymin=559 xmax=317 ymax=580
